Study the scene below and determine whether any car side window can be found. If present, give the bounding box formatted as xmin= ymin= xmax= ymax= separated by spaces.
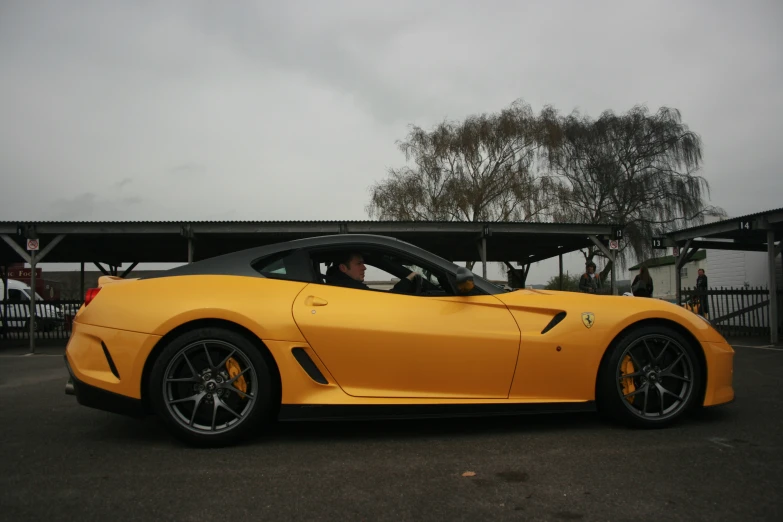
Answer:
xmin=308 ymin=247 xmax=475 ymax=296
xmin=8 ymin=289 xmax=25 ymax=301
xmin=251 ymin=249 xmax=314 ymax=283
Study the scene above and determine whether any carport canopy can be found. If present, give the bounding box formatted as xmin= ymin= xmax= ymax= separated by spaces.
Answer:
xmin=0 ymin=219 xmax=622 ymax=273
xmin=661 ymin=207 xmax=782 ymax=344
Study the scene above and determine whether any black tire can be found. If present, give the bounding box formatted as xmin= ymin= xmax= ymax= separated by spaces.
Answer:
xmin=597 ymin=325 xmax=702 ymax=429
xmin=149 ymin=327 xmax=275 ymax=447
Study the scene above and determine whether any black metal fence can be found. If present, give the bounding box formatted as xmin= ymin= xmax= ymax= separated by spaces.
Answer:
xmin=681 ymin=286 xmax=783 ymax=338
xmin=1 ymin=299 xmax=83 ymax=345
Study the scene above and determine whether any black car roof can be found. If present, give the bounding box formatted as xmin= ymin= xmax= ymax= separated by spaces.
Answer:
xmin=142 ymin=234 xmax=458 ymax=279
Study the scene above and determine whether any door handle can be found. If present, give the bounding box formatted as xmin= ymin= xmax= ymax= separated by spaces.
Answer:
xmin=305 ymin=296 xmax=328 ymax=307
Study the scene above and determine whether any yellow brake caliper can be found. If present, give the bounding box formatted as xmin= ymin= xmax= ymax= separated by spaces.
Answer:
xmin=620 ymin=355 xmax=636 ymax=404
xmin=225 ymin=357 xmax=248 ymax=398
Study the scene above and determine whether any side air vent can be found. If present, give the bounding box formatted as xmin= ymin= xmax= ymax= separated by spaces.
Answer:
xmin=100 ymin=341 xmax=120 ymax=379
xmin=291 ymin=348 xmax=329 ymax=385
xmin=541 ymin=312 xmax=567 ymax=334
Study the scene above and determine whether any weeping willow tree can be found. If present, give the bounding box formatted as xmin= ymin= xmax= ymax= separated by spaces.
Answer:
xmin=537 ymin=104 xmax=725 ymax=278
xmin=366 ymin=100 xmax=556 ymax=224
xmin=367 ymin=99 xmax=723 ymax=278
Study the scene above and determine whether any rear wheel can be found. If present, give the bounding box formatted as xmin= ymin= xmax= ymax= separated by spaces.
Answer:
xmin=597 ymin=325 xmax=702 ymax=429
xmin=149 ymin=327 xmax=274 ymax=447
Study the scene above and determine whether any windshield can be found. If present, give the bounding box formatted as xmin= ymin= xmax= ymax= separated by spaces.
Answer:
xmin=22 ymin=289 xmax=46 ymax=301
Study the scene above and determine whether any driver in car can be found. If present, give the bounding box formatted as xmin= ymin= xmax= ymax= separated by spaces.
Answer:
xmin=325 ymin=252 xmax=421 ymax=294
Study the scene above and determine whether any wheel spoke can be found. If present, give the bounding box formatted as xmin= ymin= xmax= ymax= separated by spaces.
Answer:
xmin=182 ymin=352 xmax=198 ymax=378
xmin=642 ymin=385 xmax=649 ymax=416
xmin=642 ymin=339 xmax=655 ymax=363
xmin=660 ymin=371 xmax=691 ymax=383
xmin=216 ymin=348 xmax=238 ymax=369
xmin=189 ymin=392 xmax=206 ymax=426
xmin=626 ymin=349 xmax=644 ymax=372
xmin=166 ymin=376 xmax=200 ymax=383
xmin=170 ymin=393 xmax=201 ymax=404
xmin=655 ymin=340 xmax=670 ymax=364
xmin=203 ymin=343 xmax=215 ymax=370
xmin=663 ymin=352 xmax=685 ymax=373
xmin=655 ymin=382 xmax=681 ymax=401
xmin=226 ymin=366 xmax=251 ymax=385
xmin=225 ymin=385 xmax=254 ymax=400
xmin=215 ymin=396 xmax=242 ymax=419
xmin=624 ymin=383 xmax=648 ymax=399
xmin=618 ymin=371 xmax=644 ymax=380
xmin=211 ymin=397 xmax=219 ymax=430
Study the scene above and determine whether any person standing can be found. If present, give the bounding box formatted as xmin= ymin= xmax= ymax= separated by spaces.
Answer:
xmin=696 ymin=268 xmax=709 ymax=318
xmin=631 ymin=265 xmax=654 ymax=297
xmin=579 ymin=261 xmax=603 ymax=294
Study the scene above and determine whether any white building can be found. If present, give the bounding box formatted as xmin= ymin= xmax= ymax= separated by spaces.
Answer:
xmin=705 ymin=246 xmax=783 ymax=289
xmin=629 ymin=250 xmax=707 ymax=301
xmin=628 ymin=247 xmax=782 ymax=302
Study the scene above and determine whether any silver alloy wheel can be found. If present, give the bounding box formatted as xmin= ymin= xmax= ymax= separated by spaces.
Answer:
xmin=162 ymin=339 xmax=256 ymax=434
xmin=615 ymin=334 xmax=695 ymax=421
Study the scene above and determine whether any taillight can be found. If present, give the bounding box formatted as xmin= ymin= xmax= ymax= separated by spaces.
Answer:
xmin=84 ymin=287 xmax=102 ymax=306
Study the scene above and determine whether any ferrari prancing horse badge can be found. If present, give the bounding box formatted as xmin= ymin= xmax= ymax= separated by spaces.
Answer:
xmin=581 ymin=312 xmax=595 ymax=329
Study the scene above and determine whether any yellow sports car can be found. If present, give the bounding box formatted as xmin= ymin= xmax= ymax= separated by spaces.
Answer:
xmin=64 ymin=234 xmax=734 ymax=446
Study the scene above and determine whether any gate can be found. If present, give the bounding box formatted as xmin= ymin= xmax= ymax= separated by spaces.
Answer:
xmin=0 ymin=299 xmax=83 ymax=347
xmin=681 ymin=287 xmax=783 ymax=338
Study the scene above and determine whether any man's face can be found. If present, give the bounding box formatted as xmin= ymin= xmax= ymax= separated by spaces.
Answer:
xmin=340 ymin=255 xmax=366 ymax=281
xmin=698 ymin=269 xmax=704 ymax=276
xmin=587 ymin=266 xmax=595 ymax=273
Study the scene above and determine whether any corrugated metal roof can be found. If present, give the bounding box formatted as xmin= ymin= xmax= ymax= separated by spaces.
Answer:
xmin=668 ymin=206 xmax=783 ymax=235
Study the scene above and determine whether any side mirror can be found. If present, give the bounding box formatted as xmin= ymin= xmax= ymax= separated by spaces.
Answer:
xmin=455 ymin=267 xmax=474 ymax=295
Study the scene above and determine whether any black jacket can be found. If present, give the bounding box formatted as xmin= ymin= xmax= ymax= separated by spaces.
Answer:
xmin=631 ymin=275 xmax=654 ymax=297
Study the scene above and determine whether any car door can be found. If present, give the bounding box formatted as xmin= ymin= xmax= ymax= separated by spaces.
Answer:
xmin=291 ymin=284 xmax=521 ymax=399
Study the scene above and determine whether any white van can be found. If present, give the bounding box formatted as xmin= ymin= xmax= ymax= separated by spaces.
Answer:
xmin=0 ymin=278 xmax=64 ymax=332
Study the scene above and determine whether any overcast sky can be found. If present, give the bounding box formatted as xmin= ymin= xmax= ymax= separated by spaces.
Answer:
xmin=1 ymin=0 xmax=781 ymax=283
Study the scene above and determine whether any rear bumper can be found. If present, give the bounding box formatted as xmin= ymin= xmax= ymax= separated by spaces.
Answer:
xmin=64 ymin=354 xmax=146 ymax=418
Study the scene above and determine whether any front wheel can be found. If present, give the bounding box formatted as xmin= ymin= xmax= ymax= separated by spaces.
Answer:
xmin=597 ymin=325 xmax=702 ymax=429
xmin=149 ymin=327 xmax=275 ymax=447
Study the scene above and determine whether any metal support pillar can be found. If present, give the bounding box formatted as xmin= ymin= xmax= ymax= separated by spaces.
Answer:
xmin=182 ymin=224 xmax=195 ymax=264
xmin=121 ymin=262 xmax=139 ymax=278
xmin=474 ymin=226 xmax=490 ymax=279
xmin=559 ymin=254 xmax=563 ymax=290
xmin=1 ymin=265 xmax=7 ymax=340
xmin=611 ymin=249 xmax=616 ymax=294
xmin=588 ymin=235 xmax=616 ymax=295
xmin=0 ymin=233 xmax=65 ymax=353
xmin=769 ymin=230 xmax=779 ymax=345
xmin=80 ymin=262 xmax=85 ymax=299
xmin=475 ymin=236 xmax=487 ymax=278
xmin=503 ymin=262 xmax=529 ymax=289
xmin=675 ymin=239 xmax=695 ymax=305
xmin=29 ymin=251 xmax=36 ymax=352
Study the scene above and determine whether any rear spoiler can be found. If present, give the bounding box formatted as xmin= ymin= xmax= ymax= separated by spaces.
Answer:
xmin=97 ymin=275 xmax=139 ymax=286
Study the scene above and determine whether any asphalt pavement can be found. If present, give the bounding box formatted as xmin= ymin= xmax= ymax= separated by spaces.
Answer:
xmin=0 ymin=343 xmax=781 ymax=521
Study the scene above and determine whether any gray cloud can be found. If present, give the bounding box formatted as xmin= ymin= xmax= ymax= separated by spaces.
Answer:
xmin=1 ymin=0 xmax=781 ymax=280
xmin=169 ymin=163 xmax=205 ymax=176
